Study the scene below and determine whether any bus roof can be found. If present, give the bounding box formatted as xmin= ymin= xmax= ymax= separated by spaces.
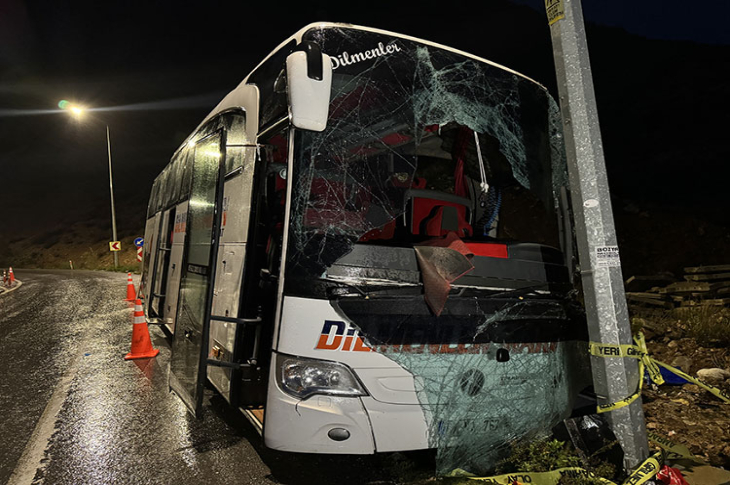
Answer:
xmin=175 ymin=22 xmax=547 ymax=161
xmin=244 ymin=22 xmax=542 ymax=86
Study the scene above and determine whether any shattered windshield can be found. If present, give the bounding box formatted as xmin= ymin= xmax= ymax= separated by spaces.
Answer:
xmin=286 ymin=27 xmax=567 ymax=292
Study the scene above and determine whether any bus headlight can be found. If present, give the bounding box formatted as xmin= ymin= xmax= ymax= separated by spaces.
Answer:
xmin=276 ymin=353 xmax=367 ymax=400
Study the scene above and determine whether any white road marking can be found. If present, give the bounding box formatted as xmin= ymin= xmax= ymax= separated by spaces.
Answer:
xmin=7 ymin=352 xmax=81 ymax=485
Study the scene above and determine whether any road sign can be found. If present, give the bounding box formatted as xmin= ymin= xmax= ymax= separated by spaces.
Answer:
xmin=134 ymin=237 xmax=144 ymax=248
xmin=137 ymin=247 xmax=143 ymax=262
xmin=109 ymin=241 xmax=121 ymax=252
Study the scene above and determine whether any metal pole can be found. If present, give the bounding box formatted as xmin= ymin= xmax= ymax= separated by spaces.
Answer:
xmin=545 ymin=0 xmax=649 ymax=469
xmin=107 ymin=125 xmax=119 ymax=269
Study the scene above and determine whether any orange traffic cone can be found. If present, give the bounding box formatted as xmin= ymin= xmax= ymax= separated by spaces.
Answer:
xmin=8 ymin=267 xmax=15 ymax=285
xmin=124 ymin=272 xmax=136 ymax=301
xmin=124 ymin=299 xmax=159 ymax=360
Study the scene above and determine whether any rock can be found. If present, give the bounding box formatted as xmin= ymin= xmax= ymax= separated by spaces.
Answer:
xmin=644 ymin=321 xmax=667 ymax=338
xmin=670 ymin=356 xmax=692 ymax=371
xmin=668 ymin=340 xmax=679 ymax=349
xmin=696 ymin=368 xmax=730 ymax=383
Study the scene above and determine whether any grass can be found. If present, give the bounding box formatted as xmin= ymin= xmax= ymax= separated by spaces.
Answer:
xmin=493 ymin=439 xmax=616 ymax=485
xmin=677 ymin=306 xmax=730 ymax=346
xmin=633 ymin=306 xmax=730 ymax=347
xmin=430 ymin=440 xmax=618 ymax=485
xmin=97 ymin=263 xmax=142 ymax=273
xmin=495 ymin=439 xmax=583 ymax=474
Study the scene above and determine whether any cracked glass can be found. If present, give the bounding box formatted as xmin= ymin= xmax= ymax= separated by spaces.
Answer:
xmin=284 ymin=26 xmax=586 ymax=474
xmin=286 ymin=28 xmax=567 ymax=286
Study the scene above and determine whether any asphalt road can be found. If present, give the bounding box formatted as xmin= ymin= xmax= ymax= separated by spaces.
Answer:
xmin=0 ymin=269 xmax=434 ymax=485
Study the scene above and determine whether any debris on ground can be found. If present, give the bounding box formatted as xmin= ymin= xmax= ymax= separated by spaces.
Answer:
xmin=626 ymin=264 xmax=730 ymax=309
xmin=656 ymin=465 xmax=690 ymax=485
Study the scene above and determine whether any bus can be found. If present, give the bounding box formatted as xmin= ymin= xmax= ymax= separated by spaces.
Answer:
xmin=140 ymin=22 xmax=590 ymax=471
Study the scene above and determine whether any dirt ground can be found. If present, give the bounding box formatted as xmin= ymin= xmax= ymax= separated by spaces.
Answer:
xmin=635 ymin=307 xmax=730 ymax=469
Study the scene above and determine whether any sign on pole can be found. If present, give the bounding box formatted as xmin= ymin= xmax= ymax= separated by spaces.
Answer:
xmin=109 ymin=241 xmax=121 ymax=252
xmin=136 ymin=247 xmax=143 ymax=262
xmin=134 ymin=237 xmax=144 ymax=248
xmin=545 ymin=0 xmax=649 ymax=469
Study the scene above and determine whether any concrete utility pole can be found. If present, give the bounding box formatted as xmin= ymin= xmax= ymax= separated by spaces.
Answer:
xmin=545 ymin=0 xmax=650 ymax=469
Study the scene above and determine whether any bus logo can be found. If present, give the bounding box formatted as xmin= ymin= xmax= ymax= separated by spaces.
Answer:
xmin=315 ymin=320 xmax=372 ymax=352
xmin=330 ymin=41 xmax=402 ymax=71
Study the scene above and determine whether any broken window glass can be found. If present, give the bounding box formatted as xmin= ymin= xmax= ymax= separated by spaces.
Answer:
xmin=286 ymin=28 xmax=567 ymax=290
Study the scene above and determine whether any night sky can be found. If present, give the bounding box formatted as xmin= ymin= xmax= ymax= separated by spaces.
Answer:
xmin=1 ymin=0 xmax=729 ymax=244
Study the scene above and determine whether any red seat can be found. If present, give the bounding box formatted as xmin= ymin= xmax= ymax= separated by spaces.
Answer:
xmin=421 ymin=205 xmax=472 ymax=237
xmin=410 ymin=191 xmax=472 ymax=237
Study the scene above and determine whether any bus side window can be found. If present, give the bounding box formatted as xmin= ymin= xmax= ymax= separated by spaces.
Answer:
xmin=180 ymin=148 xmax=193 ymax=199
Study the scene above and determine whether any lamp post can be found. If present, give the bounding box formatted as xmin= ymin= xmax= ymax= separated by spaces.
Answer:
xmin=106 ymin=125 xmax=119 ymax=269
xmin=62 ymin=102 xmax=119 ymax=268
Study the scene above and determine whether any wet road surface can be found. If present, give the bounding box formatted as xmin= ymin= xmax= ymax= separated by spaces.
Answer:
xmin=0 ymin=270 xmax=435 ymax=485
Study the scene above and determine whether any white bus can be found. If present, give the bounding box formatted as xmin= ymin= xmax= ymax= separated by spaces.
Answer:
xmin=140 ymin=22 xmax=589 ymax=469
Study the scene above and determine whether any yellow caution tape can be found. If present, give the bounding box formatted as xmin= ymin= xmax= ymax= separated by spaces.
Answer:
xmin=647 ymin=431 xmax=704 ymax=462
xmin=466 ymin=466 xmax=614 ymax=484
xmin=588 ymin=332 xmax=730 ymax=413
xmin=621 ymin=451 xmax=663 ymax=485
xmin=465 ymin=451 xmax=664 ymax=485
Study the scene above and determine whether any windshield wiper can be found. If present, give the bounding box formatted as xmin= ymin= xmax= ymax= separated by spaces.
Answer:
xmin=326 ymin=279 xmax=420 ymax=299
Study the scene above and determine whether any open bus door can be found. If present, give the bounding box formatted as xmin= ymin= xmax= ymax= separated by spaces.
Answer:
xmin=150 ymin=208 xmax=174 ymax=317
xmin=168 ymin=132 xmax=224 ymax=415
xmin=140 ymin=212 xmax=160 ymax=306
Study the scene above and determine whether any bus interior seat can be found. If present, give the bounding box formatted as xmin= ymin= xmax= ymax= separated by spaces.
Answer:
xmin=408 ymin=189 xmax=472 ymax=238
xmin=304 ymin=178 xmax=371 ymax=232
xmin=421 ymin=205 xmax=472 ymax=237
xmin=357 ymin=176 xmax=427 ymax=242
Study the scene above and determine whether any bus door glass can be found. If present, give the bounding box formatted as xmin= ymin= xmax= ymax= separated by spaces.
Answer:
xmin=169 ymin=132 xmax=224 ymax=415
xmin=142 ymin=211 xmax=161 ymax=301
xmin=151 ymin=208 xmax=175 ymax=317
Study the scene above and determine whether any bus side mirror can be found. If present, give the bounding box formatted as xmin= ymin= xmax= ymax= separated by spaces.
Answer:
xmin=286 ymin=42 xmax=332 ymax=132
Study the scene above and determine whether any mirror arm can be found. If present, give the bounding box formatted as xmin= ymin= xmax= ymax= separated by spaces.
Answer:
xmin=295 ymin=41 xmax=324 ymax=81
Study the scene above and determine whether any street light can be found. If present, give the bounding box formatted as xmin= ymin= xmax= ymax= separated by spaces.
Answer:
xmin=69 ymin=105 xmax=84 ymax=119
xmin=60 ymin=102 xmax=119 ymax=268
